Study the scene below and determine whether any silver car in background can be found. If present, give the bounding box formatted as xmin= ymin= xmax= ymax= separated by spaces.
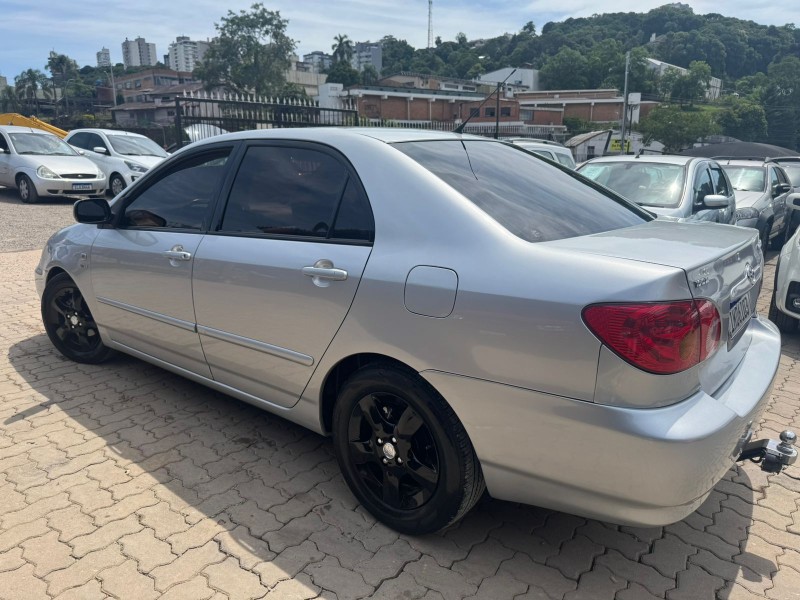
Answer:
xmin=36 ymin=129 xmax=786 ymax=534
xmin=577 ymin=155 xmax=736 ymax=224
xmin=0 ymin=125 xmax=106 ymax=203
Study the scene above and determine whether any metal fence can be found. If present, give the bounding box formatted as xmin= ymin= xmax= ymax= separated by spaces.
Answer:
xmin=174 ymin=92 xmax=568 ymax=147
xmin=175 ymin=91 xmax=358 ymax=148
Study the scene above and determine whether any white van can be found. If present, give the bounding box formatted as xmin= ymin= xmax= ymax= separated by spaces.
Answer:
xmin=65 ymin=129 xmax=169 ymax=195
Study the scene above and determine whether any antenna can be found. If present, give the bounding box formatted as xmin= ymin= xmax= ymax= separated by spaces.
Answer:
xmin=428 ymin=0 xmax=434 ymax=49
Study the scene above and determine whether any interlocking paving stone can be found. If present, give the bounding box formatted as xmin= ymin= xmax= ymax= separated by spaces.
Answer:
xmin=2 ymin=229 xmax=800 ymax=599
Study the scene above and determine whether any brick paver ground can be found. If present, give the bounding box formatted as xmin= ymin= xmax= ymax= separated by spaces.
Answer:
xmin=1 ymin=193 xmax=799 ymax=599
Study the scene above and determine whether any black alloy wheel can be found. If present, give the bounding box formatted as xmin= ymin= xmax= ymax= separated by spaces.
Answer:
xmin=42 ymin=273 xmax=115 ymax=364
xmin=332 ymin=364 xmax=485 ymax=534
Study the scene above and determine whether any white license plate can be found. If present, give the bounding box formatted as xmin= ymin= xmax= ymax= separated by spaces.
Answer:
xmin=729 ymin=294 xmax=752 ymax=338
xmin=72 ymin=183 xmax=92 ymax=191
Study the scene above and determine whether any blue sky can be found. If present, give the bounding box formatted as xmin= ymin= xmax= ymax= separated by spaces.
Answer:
xmin=1 ymin=0 xmax=798 ymax=82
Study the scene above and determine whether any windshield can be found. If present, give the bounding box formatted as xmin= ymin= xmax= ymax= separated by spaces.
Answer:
xmin=107 ymin=135 xmax=168 ymax=157
xmin=9 ymin=133 xmax=78 ymax=156
xmin=393 ymin=140 xmax=649 ymax=243
xmin=578 ymin=161 xmax=686 ymax=208
xmin=721 ymin=166 xmax=766 ymax=192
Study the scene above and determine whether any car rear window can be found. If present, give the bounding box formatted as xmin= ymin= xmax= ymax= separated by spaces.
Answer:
xmin=780 ymin=164 xmax=800 ymax=187
xmin=722 ymin=166 xmax=766 ymax=192
xmin=393 ymin=140 xmax=649 ymax=243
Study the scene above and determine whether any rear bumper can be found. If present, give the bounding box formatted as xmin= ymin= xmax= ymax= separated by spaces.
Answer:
xmin=423 ymin=314 xmax=781 ymax=526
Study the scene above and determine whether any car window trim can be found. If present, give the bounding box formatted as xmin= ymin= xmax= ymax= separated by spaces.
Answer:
xmin=208 ymin=139 xmax=375 ymax=246
xmin=110 ymin=142 xmax=241 ymax=233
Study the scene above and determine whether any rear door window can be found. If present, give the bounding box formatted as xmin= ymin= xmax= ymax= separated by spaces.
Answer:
xmin=394 ymin=140 xmax=649 ymax=243
xmin=692 ymin=165 xmax=714 ymax=205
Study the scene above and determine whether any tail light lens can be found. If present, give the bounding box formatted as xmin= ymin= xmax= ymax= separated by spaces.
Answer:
xmin=582 ymin=300 xmax=721 ymax=375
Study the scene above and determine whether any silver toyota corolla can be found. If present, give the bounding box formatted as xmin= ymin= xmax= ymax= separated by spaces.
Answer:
xmin=35 ymin=128 xmax=787 ymax=534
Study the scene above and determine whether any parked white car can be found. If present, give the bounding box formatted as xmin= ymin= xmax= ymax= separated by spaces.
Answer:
xmin=771 ymin=194 xmax=800 ymax=332
xmin=505 ymin=138 xmax=577 ymax=169
xmin=65 ymin=129 xmax=169 ymax=196
xmin=0 ymin=125 xmax=106 ymax=203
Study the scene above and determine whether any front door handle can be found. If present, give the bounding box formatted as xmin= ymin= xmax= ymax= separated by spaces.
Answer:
xmin=163 ymin=245 xmax=192 ymax=262
xmin=302 ymin=259 xmax=348 ymax=287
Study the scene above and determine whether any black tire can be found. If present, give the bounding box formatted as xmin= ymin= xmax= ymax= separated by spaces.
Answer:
xmin=17 ymin=175 xmax=39 ymax=204
xmin=768 ymin=289 xmax=798 ymax=334
xmin=109 ymin=174 xmax=126 ymax=196
xmin=42 ymin=273 xmax=115 ymax=364
xmin=332 ymin=363 xmax=485 ymax=535
xmin=759 ymin=225 xmax=770 ymax=255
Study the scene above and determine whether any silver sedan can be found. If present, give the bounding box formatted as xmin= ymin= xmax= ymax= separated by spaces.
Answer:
xmin=35 ymin=128 xmax=785 ymax=534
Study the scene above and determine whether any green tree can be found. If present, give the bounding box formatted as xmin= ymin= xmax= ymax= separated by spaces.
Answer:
xmin=380 ymin=36 xmax=415 ymax=75
xmin=638 ymin=105 xmax=718 ymax=152
xmin=0 ymin=85 xmax=20 ymax=112
xmin=46 ymin=53 xmax=80 ymax=114
xmin=540 ymin=48 xmax=589 ymax=89
xmin=331 ymin=34 xmax=354 ymax=64
xmin=361 ymin=64 xmax=379 ymax=85
xmin=325 ymin=61 xmax=360 ymax=87
xmin=195 ymin=3 xmax=296 ymax=97
xmin=716 ymin=99 xmax=767 ymax=141
xmin=14 ymin=69 xmax=52 ymax=114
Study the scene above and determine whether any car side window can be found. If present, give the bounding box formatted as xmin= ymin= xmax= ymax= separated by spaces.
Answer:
xmin=776 ymin=167 xmax=790 ymax=186
xmin=120 ymin=149 xmax=231 ymax=230
xmin=709 ymin=165 xmax=730 ymax=197
xmin=68 ymin=132 xmax=89 ymax=150
xmin=0 ymin=133 xmax=9 ymax=153
xmin=219 ymin=145 xmax=372 ymax=241
xmin=87 ymin=133 xmax=107 ymax=152
xmin=692 ymin=166 xmax=714 ymax=205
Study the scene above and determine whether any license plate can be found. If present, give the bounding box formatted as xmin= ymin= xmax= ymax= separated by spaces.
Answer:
xmin=729 ymin=293 xmax=752 ymax=338
xmin=72 ymin=183 xmax=92 ymax=191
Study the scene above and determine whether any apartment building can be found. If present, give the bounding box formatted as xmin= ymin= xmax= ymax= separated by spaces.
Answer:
xmin=96 ymin=48 xmax=111 ymax=68
xmin=166 ymin=37 xmax=211 ymax=73
xmin=303 ymin=51 xmax=333 ymax=74
xmin=121 ymin=37 xmax=158 ymax=68
xmin=351 ymin=42 xmax=382 ymax=73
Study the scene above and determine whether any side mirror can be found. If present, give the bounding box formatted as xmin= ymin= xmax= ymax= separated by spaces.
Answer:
xmin=774 ymin=182 xmax=791 ymax=196
xmin=93 ymin=146 xmax=108 ymax=155
xmin=73 ymin=198 xmax=112 ymax=224
xmin=703 ymin=194 xmax=729 ymax=208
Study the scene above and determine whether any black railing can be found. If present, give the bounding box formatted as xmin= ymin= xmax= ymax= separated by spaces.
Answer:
xmin=175 ymin=92 xmax=358 ymax=148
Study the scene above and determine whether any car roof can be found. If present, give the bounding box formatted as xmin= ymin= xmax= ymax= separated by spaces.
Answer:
xmin=0 ymin=125 xmax=54 ymax=135
xmin=716 ymin=159 xmax=772 ymax=168
xmin=68 ymin=128 xmax=148 ymax=138
xmin=194 ymin=127 xmax=493 ymax=147
xmin=580 ymin=154 xmax=697 ymax=166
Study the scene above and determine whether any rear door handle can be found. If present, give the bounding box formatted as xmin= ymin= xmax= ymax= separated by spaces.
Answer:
xmin=302 ymin=259 xmax=348 ymax=287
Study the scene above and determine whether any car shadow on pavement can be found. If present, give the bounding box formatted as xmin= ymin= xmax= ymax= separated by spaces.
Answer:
xmin=5 ymin=331 xmax=784 ymax=599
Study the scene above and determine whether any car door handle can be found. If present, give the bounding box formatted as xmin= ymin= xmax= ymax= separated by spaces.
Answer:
xmin=302 ymin=259 xmax=348 ymax=287
xmin=163 ymin=246 xmax=192 ymax=261
xmin=302 ymin=267 xmax=348 ymax=281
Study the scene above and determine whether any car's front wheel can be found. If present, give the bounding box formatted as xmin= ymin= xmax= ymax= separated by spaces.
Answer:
xmin=17 ymin=175 xmax=39 ymax=204
xmin=332 ymin=363 xmax=485 ymax=535
xmin=109 ymin=174 xmax=126 ymax=196
xmin=42 ymin=273 xmax=115 ymax=363
xmin=769 ymin=289 xmax=798 ymax=333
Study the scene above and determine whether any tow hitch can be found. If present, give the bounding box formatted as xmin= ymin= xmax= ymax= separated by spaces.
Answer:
xmin=737 ymin=430 xmax=797 ymax=473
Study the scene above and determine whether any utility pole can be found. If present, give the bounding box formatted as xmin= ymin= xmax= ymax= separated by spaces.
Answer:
xmin=495 ymin=81 xmax=501 ymax=139
xmin=619 ymin=51 xmax=630 ymax=154
xmin=108 ymin=68 xmax=117 ymax=107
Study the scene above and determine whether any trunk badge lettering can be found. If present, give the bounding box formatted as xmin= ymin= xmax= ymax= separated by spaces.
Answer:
xmin=693 ymin=267 xmax=710 ymax=288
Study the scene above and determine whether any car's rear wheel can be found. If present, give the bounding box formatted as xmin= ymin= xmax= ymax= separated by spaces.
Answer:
xmin=17 ymin=175 xmax=39 ymax=204
xmin=42 ymin=273 xmax=115 ymax=363
xmin=768 ymin=289 xmax=797 ymax=333
xmin=332 ymin=364 xmax=484 ymax=534
xmin=109 ymin=174 xmax=126 ymax=196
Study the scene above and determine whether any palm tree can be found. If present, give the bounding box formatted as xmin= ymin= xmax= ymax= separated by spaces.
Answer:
xmin=14 ymin=69 xmax=51 ymax=115
xmin=0 ymin=86 xmax=20 ymax=113
xmin=331 ymin=34 xmax=354 ymax=64
xmin=47 ymin=53 xmax=79 ymax=114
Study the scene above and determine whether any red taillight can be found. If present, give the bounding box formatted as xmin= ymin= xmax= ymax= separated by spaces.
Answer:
xmin=582 ymin=300 xmax=721 ymax=375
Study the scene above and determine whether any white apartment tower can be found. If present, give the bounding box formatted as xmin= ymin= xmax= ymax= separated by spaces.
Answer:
xmin=97 ymin=48 xmax=111 ymax=68
xmin=166 ymin=37 xmax=210 ymax=72
xmin=121 ymin=37 xmax=158 ymax=68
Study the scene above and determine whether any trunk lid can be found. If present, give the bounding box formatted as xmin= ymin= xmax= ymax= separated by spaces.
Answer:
xmin=550 ymin=220 xmax=763 ymax=395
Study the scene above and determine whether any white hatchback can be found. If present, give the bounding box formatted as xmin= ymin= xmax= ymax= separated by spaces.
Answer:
xmin=65 ymin=129 xmax=169 ymax=196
